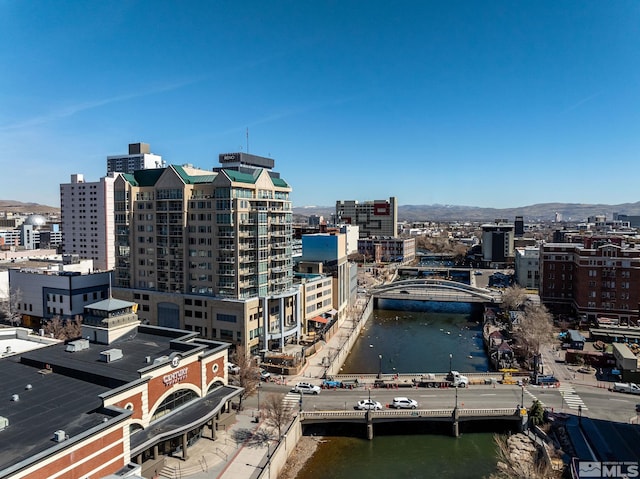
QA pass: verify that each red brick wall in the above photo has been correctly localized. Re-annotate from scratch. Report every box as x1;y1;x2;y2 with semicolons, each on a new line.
206;356;225;386
21;429;124;479
112;391;143;420
148;361;202;411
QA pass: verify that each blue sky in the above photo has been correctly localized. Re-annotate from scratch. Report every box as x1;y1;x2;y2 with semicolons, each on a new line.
1;1;639;209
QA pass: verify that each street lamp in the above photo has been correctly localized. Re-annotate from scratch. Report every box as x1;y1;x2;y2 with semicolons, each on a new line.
578;405;582;426
257;382;261;419
449;353;453;373
378;354;383;379
520;384;524;409
454;384;459;410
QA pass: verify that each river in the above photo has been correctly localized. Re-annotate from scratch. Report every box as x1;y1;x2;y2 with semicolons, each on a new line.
296;304;500;479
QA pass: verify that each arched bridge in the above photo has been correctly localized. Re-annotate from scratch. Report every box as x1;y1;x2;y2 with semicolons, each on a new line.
370;279;502;303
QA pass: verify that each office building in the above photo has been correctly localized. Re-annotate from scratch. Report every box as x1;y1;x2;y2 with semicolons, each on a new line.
335;197;398;238
106;142;164;174
357;237;416;264
481;222;515;267
514;246;540;290
112;153;299;355
9;266;111;329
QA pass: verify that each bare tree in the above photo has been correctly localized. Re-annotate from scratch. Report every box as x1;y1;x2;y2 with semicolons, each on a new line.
0;287;23;326
230;345;261;411
501;286;528;312
513;304;555;368
486;434;562;479
262;392;294;438
42;315;83;341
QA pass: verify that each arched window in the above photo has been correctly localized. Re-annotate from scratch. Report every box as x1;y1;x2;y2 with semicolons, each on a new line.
151;389;197;422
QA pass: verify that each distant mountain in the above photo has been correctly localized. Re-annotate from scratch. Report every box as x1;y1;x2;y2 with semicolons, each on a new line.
294;202;640;223
0;200;59;215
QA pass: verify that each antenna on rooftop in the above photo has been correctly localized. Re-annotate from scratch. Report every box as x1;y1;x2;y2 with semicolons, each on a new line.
246;127;249;153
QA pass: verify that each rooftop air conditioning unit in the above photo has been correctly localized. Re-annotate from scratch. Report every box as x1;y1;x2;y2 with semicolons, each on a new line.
53;430;66;442
100;349;123;363
65;339;90;352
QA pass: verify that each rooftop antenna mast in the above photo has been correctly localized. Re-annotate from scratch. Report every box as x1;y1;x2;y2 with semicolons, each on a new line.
246;127;249;153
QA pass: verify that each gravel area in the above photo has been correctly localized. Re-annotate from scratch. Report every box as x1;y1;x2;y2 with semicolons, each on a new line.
278;435;322;479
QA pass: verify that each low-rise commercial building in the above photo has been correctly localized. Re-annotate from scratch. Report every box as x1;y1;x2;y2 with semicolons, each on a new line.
0;298;239;479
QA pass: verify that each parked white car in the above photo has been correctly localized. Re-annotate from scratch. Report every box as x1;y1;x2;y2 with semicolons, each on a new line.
292;382;321;395
391;397;418;409
355;399;383;410
227;363;240;374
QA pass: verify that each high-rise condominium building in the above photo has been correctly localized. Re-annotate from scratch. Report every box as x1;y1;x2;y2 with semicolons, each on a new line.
61;143;162;271
60;173;118;271
111;153;298;355
106;142;164;174
335;197;398;238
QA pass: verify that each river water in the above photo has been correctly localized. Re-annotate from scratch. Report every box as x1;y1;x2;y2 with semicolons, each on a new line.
296;303;500;479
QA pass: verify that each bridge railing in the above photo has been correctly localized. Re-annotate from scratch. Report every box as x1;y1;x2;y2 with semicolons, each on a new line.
370;279;500;302
300;408;519;420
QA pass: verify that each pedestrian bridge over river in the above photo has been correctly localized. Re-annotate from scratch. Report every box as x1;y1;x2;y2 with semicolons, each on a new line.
300;407;525;438
370;279;503;304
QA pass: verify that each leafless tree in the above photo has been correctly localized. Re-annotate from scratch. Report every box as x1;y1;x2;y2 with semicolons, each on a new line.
486;434;562;479
0;287;23;326
230;345;261;411
42;315;83;341
513;304;555;368
262;392;294;438
501;286;528;312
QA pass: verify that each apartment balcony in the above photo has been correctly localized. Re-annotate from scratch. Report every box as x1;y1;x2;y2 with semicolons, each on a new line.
217;282;236;289
217;256;235;263
218;269;236;276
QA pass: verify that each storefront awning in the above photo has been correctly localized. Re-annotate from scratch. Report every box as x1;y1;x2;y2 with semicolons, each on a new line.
327;309;338;316
311;316;329;324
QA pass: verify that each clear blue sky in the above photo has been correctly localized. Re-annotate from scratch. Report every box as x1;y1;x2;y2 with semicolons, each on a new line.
1;1;639;209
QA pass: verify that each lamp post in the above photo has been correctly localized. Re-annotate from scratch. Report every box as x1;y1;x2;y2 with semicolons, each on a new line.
455;384;459;410
257;382;261;419
578;405;582;426
520;384;524;410
449;353;453;373
378;354;383;379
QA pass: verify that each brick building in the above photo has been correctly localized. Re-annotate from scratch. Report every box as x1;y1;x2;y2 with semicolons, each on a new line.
540;237;640;325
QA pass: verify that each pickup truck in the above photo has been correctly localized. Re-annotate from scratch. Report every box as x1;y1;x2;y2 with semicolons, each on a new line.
612;382;640;395
322;379;343;389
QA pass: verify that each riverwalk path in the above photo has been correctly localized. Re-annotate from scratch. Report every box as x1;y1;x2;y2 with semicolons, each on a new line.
157;297;366;479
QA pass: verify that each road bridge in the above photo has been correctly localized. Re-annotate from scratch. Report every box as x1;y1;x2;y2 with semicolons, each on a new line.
370;278;502;304
300;407;525;438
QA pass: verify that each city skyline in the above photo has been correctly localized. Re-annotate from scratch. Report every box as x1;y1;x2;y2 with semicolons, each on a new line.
1;1;639;209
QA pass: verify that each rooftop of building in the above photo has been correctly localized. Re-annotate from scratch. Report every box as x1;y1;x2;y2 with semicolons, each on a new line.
0;324;232;476
0;355;115;475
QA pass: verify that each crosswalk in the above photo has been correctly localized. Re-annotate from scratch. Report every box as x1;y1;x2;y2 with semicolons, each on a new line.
523;387;545;408
558;383;588;411
283;392;301;411
522;384;588;412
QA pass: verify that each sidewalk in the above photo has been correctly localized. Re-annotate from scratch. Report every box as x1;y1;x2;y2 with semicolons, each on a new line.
157;409;274;479
157;305;363;479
